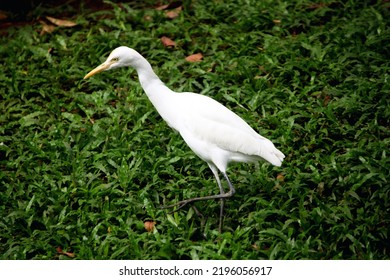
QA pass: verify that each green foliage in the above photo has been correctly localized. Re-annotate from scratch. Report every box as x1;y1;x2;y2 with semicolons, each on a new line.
0;0;389;259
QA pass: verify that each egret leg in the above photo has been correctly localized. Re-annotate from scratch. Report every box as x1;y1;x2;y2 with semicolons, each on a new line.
208;164;225;232
161;167;236;232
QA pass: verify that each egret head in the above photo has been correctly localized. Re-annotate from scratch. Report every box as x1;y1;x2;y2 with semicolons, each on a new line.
84;46;140;79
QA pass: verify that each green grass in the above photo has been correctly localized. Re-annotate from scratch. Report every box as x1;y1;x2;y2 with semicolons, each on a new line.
0;0;389;259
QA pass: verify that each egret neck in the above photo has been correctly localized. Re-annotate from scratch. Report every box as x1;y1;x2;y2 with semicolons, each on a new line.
131;52;180;131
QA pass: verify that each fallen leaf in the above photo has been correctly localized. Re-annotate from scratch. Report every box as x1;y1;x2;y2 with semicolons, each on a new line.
39;20;55;35
307;3;327;10
56;247;75;258
185;53;203;62
323;94;331;106
155;3;170;10
165;6;182;19
46;16;77;27
144;220;156;232
64;251;75;258
276;173;285;182
155;1;183;10
160;36;177;48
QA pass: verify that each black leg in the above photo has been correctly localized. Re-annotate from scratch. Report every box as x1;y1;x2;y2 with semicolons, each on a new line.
161;169;236;232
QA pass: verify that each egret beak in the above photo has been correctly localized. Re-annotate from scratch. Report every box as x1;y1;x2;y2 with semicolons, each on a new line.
84;62;111;79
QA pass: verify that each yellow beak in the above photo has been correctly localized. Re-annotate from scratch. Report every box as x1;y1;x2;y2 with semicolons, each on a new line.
84;62;111;79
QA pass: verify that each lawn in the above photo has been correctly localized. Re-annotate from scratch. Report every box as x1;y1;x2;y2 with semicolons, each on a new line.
0;0;389;259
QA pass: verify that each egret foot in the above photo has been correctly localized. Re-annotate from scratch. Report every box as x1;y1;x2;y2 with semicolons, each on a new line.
161;172;236;232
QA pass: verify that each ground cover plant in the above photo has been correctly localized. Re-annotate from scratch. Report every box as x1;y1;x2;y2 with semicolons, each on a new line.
0;0;389;259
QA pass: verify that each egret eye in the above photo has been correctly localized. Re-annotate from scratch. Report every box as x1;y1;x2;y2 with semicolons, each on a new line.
111;57;119;62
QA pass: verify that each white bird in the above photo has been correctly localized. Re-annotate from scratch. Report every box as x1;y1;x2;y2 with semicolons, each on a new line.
84;46;285;232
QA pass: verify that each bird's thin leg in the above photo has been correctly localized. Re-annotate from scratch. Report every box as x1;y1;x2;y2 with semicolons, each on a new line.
208;164;225;233
222;172;235;197
161;169;236;232
160;184;235;211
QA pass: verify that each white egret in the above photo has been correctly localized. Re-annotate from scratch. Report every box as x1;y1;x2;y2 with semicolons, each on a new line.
84;46;285;232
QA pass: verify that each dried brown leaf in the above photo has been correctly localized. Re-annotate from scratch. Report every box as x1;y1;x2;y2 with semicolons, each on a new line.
39;20;55;35
144;221;156;232
165;6;182;19
155;1;183;10
307;3;327;10
155;4;170;10
63;251;75;258
46;16;77;27
185;53;203;62
323;94;331;106
56;247;75;258
276;173;285;182
160;36;177;48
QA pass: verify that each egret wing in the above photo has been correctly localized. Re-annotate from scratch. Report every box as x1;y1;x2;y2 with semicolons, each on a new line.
177;92;284;166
